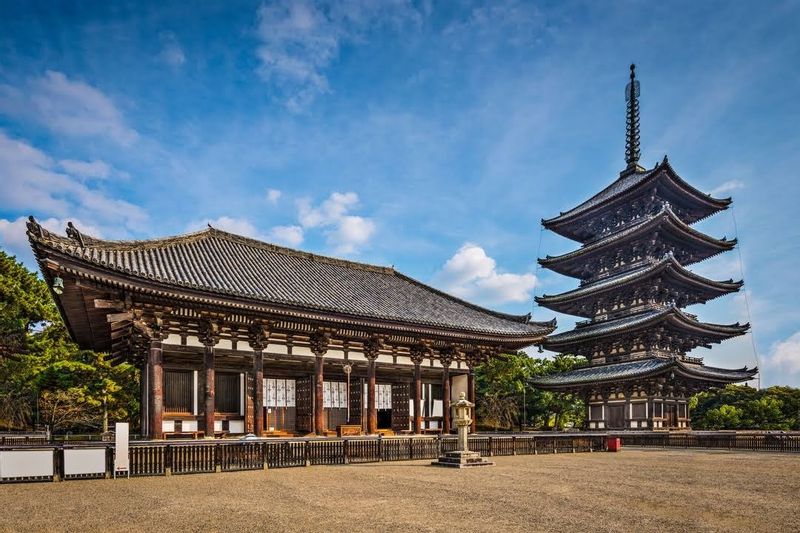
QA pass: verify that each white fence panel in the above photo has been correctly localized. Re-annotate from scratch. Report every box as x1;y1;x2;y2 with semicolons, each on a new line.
63;448;106;477
0;450;53;480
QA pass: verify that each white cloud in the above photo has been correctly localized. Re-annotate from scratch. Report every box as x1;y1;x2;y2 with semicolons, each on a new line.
710;179;745;196
766;331;800;375
254;0;421;111
295;191;374;253
266;188;282;204
269;225;304;247
58;159;113;179
159;32;186;67
0;71;138;145
435;243;537;305
0;130;146;235
330;215;375;254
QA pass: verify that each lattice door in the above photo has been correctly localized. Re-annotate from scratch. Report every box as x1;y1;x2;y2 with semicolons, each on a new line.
295;375;313;433
391;382;410;432
349;377;363;427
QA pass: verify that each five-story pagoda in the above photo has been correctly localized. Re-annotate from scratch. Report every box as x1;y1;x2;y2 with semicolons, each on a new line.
532;65;757;430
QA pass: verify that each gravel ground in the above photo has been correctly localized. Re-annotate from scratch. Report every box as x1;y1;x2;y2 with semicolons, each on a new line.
1;449;798;533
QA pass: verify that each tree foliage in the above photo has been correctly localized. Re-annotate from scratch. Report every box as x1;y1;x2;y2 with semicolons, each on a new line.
0;249;139;433
691;385;800;430
475;351;587;431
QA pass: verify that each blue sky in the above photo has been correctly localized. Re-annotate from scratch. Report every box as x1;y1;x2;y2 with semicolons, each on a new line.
1;1;798;386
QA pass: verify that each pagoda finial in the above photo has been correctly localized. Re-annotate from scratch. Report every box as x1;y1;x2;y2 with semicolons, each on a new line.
624;63;642;174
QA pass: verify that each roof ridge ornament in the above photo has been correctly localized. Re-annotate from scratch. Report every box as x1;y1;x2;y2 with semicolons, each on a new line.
65;221;85;247
623;63;643;176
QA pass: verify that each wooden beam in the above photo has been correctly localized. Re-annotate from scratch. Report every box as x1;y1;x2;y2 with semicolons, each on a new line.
93;299;125;310
106;311;133;323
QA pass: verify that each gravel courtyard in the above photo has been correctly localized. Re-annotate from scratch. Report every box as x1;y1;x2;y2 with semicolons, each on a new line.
1;449;798;532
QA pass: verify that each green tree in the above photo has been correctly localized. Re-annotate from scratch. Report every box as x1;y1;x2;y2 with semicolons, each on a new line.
0;248;138;433
691;384;800;430
703;404;743;429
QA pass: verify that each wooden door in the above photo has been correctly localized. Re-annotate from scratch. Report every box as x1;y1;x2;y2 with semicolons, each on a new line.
391;382;410;432
295;376;313;433
665;404;678;428
349;377;363;427
608;405;625;429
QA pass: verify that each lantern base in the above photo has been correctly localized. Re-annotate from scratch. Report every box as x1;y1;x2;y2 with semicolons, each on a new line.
431;450;494;468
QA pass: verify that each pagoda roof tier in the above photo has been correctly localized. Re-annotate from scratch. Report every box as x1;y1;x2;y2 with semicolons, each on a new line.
530;357;757;390
539;204;736;280
536;254;742;318
543;306;748;352
542;158;732;243
27;218;555;346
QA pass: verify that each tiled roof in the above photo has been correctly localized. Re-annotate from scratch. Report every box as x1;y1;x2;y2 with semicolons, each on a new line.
539;204;736;271
536;254;742;311
27;219;555;338
531;357;756;387
544;306;748;346
542;158;731;228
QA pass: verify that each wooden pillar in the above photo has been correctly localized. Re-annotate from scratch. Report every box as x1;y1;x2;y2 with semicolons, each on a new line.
310;330;331;436
410;344;427;435
314;355;325;435
204;344;215;437
253;350;264;435
248;322;269;437
201;320;220;438
366;356;377;435
148;338;163;439
442;364;451;434
413;362;422;434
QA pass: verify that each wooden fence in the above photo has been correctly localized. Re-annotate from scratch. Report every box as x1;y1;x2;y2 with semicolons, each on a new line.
619;432;800;452
1;434;605;482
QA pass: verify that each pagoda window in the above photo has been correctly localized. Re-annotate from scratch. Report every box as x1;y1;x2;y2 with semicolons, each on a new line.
589;405;603;420
632;403;646;419
654;402;664;418
164;370;193;414
215;372;241;414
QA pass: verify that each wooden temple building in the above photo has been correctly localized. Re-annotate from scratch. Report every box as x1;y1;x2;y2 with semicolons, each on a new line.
26;218;555;439
532;65;757;430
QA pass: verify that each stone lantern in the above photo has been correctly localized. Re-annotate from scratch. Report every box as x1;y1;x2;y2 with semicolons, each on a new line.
432;392;494;468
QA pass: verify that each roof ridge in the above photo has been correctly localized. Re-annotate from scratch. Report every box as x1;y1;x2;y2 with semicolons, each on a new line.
27;217;395;275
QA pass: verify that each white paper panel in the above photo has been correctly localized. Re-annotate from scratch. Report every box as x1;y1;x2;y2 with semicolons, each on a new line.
182;420;198;431
115;422;129;473
286;379;296;407
64;448;106;476
432;399;443;417
229;420;245;434
277;380;286;407
0;450;53;479
214;420;223;432
162;420;175;432
323;381;332;408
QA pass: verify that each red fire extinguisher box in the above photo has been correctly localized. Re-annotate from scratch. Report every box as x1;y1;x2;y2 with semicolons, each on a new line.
607;437;622;452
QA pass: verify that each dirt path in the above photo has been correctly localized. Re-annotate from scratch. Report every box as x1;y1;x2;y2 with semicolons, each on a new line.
1;449;798;532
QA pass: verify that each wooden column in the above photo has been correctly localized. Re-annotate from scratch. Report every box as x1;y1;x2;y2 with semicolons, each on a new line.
442;364;451;434
314;355;324;435
413;362;422;434
248;322;270;437
253;350;264;435
148;338;164;439
440;347;455;435
363;336;382;435
410;344;427;435
310;330;331;436
366;357;377;434
201;321;220;438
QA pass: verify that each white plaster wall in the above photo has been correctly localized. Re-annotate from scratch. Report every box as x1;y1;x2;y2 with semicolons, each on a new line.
293;345;313;357
451;374;468;401
163;334;183;346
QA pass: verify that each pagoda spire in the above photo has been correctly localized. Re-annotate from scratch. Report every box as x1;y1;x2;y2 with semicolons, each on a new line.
624;63;642;174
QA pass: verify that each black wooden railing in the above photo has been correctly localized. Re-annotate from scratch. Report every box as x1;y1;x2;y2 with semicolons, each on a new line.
618;432;800;452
